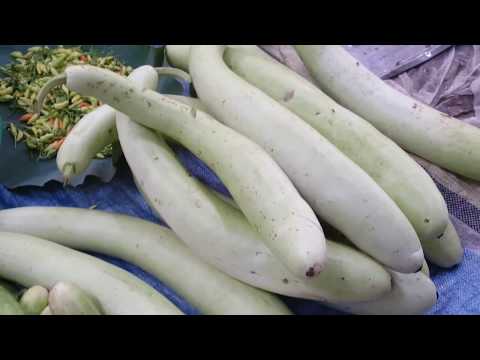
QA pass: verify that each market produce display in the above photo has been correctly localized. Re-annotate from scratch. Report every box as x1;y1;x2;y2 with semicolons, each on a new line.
0;45;474;315
0;46;132;160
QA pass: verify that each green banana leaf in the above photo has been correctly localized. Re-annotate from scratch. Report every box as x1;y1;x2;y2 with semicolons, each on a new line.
0;45;165;189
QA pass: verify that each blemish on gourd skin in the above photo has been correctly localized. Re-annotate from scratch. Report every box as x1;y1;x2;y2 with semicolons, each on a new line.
283;90;295;102
305;267;316;277
282;278;289;284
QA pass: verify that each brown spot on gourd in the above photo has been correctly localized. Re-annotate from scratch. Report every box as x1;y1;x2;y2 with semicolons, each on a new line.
331;108;336;114
283;90;295;102
437;232;444;239
250;271;256;274
306;267;316;277
356;61;360;66
282;278;289;284
113;96;120;103
412;103;418;109
424;218;430;224
154;156;159;160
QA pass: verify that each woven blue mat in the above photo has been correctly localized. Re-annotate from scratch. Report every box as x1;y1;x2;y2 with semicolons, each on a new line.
1;142;479;315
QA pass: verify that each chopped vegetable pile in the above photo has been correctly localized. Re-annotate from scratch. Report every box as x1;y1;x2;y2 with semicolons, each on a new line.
0;46;132;159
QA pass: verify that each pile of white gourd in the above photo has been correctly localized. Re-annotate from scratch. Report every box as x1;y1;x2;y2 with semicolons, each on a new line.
2;45;476;315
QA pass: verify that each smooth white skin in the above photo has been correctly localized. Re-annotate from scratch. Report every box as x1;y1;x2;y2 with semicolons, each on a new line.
188;45;423;274
0;232;183;315
421;219;464;268
166;45;271;72
295;45;480;181
114;114;392;303
48;282;104;315
19;285;49;315
0;207;293;315
56;105;117;180
223;47;449;251
64;64;326;280
331;270;437;315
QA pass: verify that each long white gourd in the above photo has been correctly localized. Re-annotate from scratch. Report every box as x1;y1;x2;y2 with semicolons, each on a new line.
56;106;117;183
188;45;423;274
166;45;271;72
221;47;451;264
0;232;183;315
113;103;392;303
295;45;480;181
324;230;436;315
48;282;104;315
331;270;437;315
0;207;292;315
59;64;326;280
55;67;191;182
421;219;463;268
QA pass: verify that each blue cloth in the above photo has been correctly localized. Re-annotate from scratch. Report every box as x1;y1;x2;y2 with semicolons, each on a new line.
1;144;479;315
